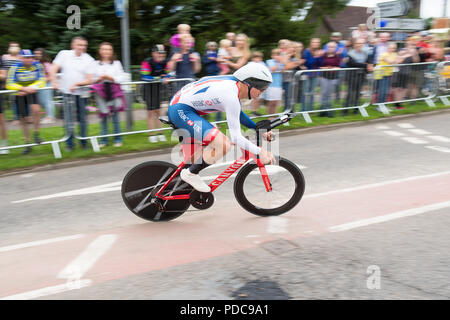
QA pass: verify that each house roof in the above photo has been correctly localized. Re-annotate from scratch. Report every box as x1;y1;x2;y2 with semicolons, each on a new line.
316;6;371;39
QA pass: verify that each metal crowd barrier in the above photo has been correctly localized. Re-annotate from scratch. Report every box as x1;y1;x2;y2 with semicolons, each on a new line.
0;87;68;158
0;63;448;159
437;61;450;106
371;62;439;114
289;68;373;122
74;78;195;152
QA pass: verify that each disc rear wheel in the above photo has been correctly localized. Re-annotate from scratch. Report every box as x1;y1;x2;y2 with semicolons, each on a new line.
121;161;193;222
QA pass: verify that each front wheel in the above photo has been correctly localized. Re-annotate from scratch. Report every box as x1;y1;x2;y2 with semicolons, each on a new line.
233;157;305;216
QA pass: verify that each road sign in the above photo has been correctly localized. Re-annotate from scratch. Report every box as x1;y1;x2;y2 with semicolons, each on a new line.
379;18;425;30
377;0;410;18
115;0;127;18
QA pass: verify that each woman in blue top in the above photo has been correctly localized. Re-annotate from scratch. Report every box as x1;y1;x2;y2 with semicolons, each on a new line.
301;38;324;112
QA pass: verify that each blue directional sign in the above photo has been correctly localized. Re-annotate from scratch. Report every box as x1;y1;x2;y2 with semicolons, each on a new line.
115;0;125;18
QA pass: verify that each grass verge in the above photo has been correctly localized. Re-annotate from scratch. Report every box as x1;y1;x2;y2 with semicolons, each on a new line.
1;100;449;173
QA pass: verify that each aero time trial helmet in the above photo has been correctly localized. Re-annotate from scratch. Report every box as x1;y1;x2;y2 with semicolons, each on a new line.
233;62;273;92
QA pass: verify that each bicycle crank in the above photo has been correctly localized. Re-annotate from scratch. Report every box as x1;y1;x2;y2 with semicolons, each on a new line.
189;190;215;210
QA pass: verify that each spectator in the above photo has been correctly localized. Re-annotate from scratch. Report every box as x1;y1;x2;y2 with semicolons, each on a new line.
34;48;55;124
281;41;304;111
0;58;8;154
202;41;223;122
169;24;194;56
1;42;21;69
249;51;266;116
6;49;45;154
366;36;379;63
352;24;375;42
278;39;290;55
391;42;419;109
141;44;169;143
324;32;346;54
427;37;445;62
90;42;127;148
2;42;21;124
287;41;306;110
324;32;347;103
301;38;324;111
50;36;94;151
224;33;251;73
417;31;431;49
374;42;398;104
217;39;232;75
226;32;236;47
319;41;341;117
265;48;284;117
202;41;220;76
373;32;391;66
167;33;201;92
344;38;373;115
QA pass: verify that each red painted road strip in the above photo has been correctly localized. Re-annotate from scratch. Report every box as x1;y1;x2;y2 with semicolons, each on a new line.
1;172;450;298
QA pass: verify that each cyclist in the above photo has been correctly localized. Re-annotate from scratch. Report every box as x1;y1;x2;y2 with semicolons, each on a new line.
168;62;276;193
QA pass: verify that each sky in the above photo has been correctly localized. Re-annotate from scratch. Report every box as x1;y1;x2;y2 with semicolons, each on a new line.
347;0;450;18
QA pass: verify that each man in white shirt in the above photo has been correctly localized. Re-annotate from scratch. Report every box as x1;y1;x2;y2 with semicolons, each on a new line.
50;36;94;150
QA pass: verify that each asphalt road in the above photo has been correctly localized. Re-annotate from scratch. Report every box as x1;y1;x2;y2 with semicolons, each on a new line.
0;111;449;300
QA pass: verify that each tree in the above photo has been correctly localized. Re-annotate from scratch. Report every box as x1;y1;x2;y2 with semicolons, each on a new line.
0;0;349;64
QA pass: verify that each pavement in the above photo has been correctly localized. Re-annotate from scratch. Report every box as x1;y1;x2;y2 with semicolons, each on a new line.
0;111;449;300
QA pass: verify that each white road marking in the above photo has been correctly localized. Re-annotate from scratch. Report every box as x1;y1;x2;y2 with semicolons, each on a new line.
58;234;117;280
383;130;405;137
428;135;450;143
329;200;450;232
0;280;92;300
401;137;427;144
11;181;122;204
0;234;85;253
20;173;35;178
398;123;415;129
375;125;389;130
267;216;288;234
425;146;450;153
0;234;117;300
408;128;432;135
12;163;306;203
304;170;450;199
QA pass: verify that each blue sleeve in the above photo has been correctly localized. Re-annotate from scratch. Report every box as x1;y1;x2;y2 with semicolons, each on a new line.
202;54;211;65
239;110;256;129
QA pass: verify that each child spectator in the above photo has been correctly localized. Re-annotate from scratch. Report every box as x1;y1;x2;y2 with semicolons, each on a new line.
202;41;220;76
217;39;232;75
265;49;284;117
141;44;169;143
169;24;195;56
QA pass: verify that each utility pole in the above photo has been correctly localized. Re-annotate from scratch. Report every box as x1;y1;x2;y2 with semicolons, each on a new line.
115;0;133;130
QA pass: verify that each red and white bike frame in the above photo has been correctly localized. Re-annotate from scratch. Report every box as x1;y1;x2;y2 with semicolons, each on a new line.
154;142;272;201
